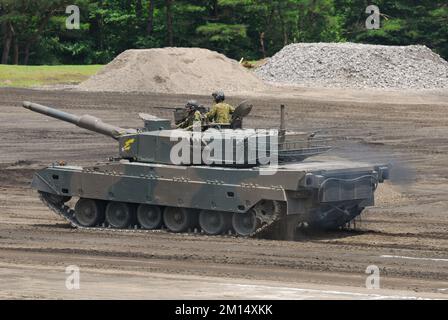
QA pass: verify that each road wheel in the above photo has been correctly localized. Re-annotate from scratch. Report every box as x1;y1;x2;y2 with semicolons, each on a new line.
74;198;105;227
163;207;196;233
199;210;231;235
137;204;163;229
232;209;258;237
105;202;134;228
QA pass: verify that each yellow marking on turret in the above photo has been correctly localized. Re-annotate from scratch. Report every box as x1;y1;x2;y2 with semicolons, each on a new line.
123;138;135;151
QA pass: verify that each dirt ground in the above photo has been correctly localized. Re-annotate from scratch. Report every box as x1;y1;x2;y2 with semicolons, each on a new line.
1;87;448;299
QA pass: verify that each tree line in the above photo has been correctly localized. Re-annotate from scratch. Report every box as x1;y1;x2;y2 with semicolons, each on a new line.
1;0;447;65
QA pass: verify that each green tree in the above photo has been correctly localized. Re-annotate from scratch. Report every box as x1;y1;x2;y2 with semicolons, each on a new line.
297;0;344;42
1;0;447;65
0;0;71;64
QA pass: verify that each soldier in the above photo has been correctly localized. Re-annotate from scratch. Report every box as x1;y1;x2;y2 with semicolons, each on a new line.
206;91;235;125
177;100;203;130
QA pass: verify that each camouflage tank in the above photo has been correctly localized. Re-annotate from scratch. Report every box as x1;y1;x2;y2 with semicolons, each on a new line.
22;101;389;239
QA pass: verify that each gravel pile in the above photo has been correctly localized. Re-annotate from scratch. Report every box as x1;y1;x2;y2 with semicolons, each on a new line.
255;43;448;90
78;47;267;94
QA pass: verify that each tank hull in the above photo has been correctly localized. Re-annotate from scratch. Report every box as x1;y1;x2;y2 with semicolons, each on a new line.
32;160;388;238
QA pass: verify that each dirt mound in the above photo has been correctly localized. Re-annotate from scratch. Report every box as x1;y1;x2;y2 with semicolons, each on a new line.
78;47;267;94
255;42;448;90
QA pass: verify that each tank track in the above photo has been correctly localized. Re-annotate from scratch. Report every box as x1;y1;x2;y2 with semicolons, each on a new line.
38;191;288;238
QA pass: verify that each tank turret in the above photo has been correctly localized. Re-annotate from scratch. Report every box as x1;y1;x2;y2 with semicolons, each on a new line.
23;101;329;166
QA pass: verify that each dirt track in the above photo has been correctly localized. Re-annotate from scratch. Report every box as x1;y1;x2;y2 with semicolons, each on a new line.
1;87;448;299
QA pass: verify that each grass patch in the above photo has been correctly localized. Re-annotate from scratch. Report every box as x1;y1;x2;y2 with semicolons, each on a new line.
0;65;103;88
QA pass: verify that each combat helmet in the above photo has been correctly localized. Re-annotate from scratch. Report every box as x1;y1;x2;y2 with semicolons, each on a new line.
212;91;225;103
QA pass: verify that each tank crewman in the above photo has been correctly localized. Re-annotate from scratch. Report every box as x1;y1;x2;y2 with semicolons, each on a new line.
206;91;235;124
177;100;203;130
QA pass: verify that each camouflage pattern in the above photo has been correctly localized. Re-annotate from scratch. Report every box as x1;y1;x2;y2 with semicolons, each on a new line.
32;160;386;220
206;102;235;124
22;101;389;238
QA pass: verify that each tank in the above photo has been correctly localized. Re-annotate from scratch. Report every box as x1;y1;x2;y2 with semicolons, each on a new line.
22;101;389;240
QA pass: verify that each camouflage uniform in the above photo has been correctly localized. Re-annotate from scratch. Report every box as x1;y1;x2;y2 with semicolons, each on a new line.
206;102;235;124
177;110;202;130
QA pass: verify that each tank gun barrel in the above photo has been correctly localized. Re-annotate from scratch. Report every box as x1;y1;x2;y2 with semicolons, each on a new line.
23;101;135;140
